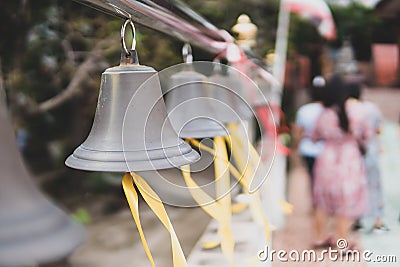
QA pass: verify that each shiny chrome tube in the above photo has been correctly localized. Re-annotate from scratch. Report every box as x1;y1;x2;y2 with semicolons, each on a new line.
74;0;231;54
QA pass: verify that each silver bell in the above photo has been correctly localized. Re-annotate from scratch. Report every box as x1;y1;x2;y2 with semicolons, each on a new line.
66;60;199;172
208;62;254;121
165;64;229;138
0;88;85;266
164;44;229;139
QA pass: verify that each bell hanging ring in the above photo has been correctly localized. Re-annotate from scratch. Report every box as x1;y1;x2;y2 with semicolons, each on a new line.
120;18;138;64
66;19;199;172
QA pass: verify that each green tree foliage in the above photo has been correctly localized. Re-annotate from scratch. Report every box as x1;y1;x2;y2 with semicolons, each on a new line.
328;2;380;61
1;1;121;172
0;1;180;172
189;0;280;56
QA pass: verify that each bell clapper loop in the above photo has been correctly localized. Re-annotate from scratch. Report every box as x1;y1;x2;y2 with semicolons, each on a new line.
120;18;139;65
182;43;193;64
121;18;136;53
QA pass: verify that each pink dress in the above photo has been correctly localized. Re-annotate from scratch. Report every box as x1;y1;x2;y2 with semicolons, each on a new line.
312;100;372;218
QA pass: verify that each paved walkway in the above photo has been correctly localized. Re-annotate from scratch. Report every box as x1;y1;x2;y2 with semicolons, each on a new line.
360;122;400;266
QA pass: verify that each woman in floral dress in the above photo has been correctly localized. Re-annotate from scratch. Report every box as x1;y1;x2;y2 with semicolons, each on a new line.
311;75;372;249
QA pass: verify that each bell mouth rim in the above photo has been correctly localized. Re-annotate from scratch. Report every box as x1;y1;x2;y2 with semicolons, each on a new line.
65;148;199;172
71;139;193;160
173;116;230;138
178;128;229;138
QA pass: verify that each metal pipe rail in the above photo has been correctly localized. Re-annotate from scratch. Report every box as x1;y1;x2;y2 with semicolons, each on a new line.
74;0;232;54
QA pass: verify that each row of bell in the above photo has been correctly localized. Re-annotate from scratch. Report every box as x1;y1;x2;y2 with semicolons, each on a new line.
63;57;258;206
65;63;198;172
66;59;258;173
1;25;275;264
164;62;254;138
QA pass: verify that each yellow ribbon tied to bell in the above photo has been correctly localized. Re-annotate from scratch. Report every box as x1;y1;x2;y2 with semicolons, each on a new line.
122;172;187;267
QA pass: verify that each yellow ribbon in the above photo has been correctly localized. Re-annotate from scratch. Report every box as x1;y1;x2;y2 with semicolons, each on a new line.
231;202;248;213
227;123;271;242
181;165;236;266
122;172;187;267
187;138;245;185
214;136;235;265
202;240;221;249
188;134;271;239
229;122;294;213
280;200;294;215
120;123;279;266
122;174;155;267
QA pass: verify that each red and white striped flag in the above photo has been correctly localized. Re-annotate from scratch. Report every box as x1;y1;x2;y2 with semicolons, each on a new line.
284;0;336;40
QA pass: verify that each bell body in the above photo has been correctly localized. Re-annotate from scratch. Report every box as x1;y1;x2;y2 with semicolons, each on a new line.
165;68;228;138
0;90;85;266
208;73;253;121
66;64;199;172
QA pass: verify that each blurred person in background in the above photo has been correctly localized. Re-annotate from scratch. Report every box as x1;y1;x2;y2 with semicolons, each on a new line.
311;75;372;250
348;82;389;233
293;76;325;193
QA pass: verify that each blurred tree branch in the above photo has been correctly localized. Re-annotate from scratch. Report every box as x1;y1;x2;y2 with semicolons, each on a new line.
61;36;76;67
20;35;117;116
